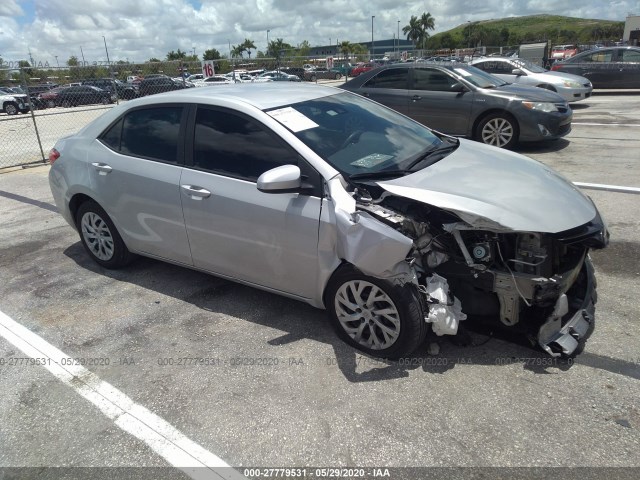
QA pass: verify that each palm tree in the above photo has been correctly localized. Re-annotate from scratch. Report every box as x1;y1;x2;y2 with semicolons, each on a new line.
402;15;422;47
242;39;257;60
231;45;244;58
339;41;352;60
420;12;435;49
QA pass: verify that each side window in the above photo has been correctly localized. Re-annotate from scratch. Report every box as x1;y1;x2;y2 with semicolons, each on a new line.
621;50;640;62
119;107;183;163
193;107;299;182
363;68;409;89
583;50;613;62
413;68;458;91
100;118;123;150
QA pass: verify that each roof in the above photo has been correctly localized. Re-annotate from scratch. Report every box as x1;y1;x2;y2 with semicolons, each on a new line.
126;82;342;111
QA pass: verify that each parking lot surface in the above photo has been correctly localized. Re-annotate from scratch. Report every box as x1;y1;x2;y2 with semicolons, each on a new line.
0;90;639;479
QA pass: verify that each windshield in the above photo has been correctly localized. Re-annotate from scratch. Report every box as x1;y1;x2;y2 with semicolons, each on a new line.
511;58;547;73
450;65;508;88
265;92;442;177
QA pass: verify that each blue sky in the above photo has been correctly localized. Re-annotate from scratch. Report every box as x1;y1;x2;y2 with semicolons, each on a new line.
1;0;638;66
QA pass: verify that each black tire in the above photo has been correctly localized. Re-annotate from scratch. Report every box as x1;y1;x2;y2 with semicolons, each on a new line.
475;112;519;149
101;96;110;105
76;200;135;269
61;100;72;108
4;102;18;115
310;74;317;82
334;73;342;80
47;99;56;108
324;265;427;359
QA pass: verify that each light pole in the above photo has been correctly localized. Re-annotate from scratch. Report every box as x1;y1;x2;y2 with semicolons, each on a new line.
55;55;59;68
102;36;111;75
80;46;86;66
371;15;375;61
267;30;270;55
397;20;400;58
192;46;196;58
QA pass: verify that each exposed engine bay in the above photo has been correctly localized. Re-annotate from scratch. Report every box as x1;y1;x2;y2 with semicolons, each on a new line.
340;180;609;358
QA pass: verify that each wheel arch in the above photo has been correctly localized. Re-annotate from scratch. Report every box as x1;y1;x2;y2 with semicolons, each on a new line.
536;83;557;92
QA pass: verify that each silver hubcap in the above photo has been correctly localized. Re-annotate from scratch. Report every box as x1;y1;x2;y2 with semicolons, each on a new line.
334;280;401;350
481;117;513;147
81;212;114;261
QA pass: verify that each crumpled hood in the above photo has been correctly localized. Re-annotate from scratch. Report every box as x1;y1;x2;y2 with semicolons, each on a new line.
377;139;597;233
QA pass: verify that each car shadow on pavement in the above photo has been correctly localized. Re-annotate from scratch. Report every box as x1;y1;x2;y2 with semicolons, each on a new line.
515;138;571;154
63;242;635;383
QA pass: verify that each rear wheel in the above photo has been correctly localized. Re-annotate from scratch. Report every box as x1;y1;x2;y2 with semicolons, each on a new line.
334;73;342;80
476;112;519;149
61;100;72;108
325;266;427;359
76;200;135;269
310;74;317;82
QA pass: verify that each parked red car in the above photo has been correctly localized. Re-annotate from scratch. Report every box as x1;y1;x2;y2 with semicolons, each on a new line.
350;63;378;77
551;44;579;61
37;87;69;108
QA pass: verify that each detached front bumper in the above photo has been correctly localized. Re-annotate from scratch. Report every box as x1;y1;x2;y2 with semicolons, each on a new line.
538;259;596;357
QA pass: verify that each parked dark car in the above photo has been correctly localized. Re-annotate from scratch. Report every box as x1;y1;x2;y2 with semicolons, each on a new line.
340;63;572;149
303;68;343;81
55;85;114;107
280;67;306;80
138;76;189;96
22;84;58;109
82;78;137;100
550;46;640;89
37;86;69;108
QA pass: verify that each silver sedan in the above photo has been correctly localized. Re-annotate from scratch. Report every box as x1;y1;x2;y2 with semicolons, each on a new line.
48;84;608;359
469;57;593;102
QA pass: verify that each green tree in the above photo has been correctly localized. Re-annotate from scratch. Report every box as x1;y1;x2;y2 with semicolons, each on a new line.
296;40;311;57
67;56;79;67
203;49;221;60
166;49;187;61
267;38;292;59
231;44;244;58
403;15;422;47
339;40;352;60
148;57;161;63
241;39;257;59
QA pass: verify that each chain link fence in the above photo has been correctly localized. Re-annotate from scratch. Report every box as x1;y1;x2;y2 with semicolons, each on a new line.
0;43;593;170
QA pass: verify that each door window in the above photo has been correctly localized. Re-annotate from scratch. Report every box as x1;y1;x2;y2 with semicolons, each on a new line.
363;68;409;89
99;107;184;163
621;50;640;62
412;68;458;91
192;107;300;182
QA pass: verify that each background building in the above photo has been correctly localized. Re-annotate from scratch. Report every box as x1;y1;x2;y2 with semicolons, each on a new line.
623;15;640;45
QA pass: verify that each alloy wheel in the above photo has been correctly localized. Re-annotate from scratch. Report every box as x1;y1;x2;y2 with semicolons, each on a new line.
334;280;401;350
481;117;514;148
81;212;115;261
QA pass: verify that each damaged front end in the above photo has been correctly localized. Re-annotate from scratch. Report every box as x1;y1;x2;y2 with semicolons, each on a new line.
329;173;608;358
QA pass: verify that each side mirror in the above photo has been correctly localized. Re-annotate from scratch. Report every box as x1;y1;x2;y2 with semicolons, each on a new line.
257;165;302;193
511;68;524;76
450;82;467;93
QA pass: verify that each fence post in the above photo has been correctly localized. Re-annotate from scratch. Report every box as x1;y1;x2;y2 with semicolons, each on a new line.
21;68;47;164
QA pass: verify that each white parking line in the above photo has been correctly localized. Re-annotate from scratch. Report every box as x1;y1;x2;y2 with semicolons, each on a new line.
572;122;640;127
0;309;245;480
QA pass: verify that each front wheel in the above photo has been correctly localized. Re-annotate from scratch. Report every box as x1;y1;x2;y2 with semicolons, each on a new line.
76;200;135;269
334;73;342;80
4;102;18;115
324;266;427;358
476;112;519;149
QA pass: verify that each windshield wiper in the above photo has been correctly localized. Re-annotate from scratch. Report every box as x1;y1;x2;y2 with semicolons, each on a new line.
405;138;459;171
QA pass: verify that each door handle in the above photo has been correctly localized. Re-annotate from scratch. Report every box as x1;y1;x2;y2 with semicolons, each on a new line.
412;95;422;102
91;162;112;175
181;185;211;200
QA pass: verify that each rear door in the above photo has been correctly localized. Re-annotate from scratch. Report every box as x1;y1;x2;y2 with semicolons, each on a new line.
408;67;474;135
179;105;323;299
353;67;410;116
89;105;192;265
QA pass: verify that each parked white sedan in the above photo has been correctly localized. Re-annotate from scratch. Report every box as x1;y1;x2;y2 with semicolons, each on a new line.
469;57;593;102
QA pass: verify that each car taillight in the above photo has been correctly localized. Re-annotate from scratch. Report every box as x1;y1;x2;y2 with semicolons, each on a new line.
49;148;60;164
550;65;560;71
